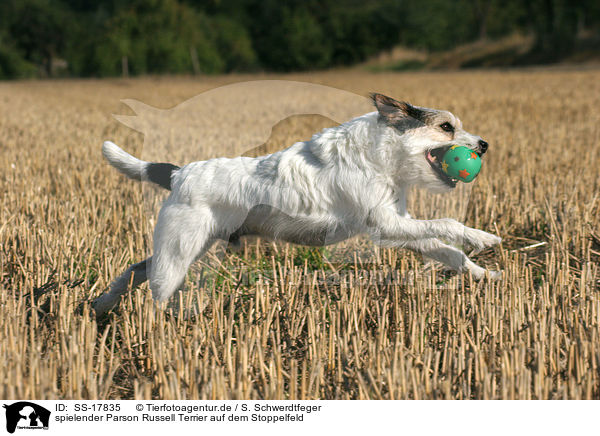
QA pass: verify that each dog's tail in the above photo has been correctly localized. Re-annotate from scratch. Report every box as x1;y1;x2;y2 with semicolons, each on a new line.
102;141;179;191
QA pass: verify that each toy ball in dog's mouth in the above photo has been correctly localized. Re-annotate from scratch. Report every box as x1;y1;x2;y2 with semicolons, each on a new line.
426;145;481;185
441;145;481;182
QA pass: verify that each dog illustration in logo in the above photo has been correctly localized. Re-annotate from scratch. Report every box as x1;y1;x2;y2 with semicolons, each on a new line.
3;402;50;433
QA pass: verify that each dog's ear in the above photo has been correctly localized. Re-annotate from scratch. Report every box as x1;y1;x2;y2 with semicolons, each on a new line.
370;93;428;124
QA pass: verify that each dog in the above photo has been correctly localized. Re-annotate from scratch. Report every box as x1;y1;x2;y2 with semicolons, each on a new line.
93;93;501;316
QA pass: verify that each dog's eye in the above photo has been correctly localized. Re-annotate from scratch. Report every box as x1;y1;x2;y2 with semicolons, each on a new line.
439;122;454;133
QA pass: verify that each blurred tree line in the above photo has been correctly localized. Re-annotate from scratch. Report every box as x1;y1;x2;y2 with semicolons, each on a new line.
0;0;598;79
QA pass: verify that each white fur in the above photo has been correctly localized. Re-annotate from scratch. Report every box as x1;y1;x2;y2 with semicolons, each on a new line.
102;141;145;181
93;95;501;316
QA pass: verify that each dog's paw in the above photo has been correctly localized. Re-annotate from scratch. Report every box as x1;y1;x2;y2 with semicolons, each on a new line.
468;268;503;281
92;294;118;318
487;270;503;281
463;228;501;250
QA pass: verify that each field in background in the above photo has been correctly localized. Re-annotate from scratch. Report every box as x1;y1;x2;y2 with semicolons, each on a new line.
1;69;599;399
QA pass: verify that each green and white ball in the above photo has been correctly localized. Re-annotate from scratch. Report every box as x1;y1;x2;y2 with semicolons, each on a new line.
441;145;482;183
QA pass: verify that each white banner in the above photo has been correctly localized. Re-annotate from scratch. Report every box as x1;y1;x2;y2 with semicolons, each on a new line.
0;400;596;435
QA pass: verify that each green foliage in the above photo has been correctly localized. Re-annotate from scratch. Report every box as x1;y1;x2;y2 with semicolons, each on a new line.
235;0;404;71
280;7;332;70
74;0;225;76
210;16;258;72
0;35;37;79
526;0;580;57
3;0;73;76
402;0;479;51
323;0;404;65
0;0;598;78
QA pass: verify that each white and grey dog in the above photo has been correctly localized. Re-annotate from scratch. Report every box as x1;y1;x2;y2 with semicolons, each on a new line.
93;93;501;316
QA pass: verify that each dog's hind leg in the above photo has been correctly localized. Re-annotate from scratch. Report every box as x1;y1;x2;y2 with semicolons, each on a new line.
149;204;216;302
93;257;150;316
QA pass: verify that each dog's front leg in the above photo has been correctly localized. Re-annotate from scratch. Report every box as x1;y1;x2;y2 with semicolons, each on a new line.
396;238;501;280
369;207;501;250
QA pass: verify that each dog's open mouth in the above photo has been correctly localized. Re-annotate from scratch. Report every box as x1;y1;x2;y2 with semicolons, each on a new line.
425;146;457;188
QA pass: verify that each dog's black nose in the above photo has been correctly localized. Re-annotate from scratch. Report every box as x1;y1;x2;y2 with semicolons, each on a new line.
478;139;488;154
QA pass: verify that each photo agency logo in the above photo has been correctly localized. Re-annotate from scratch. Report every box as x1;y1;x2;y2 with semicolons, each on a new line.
110;80;474;299
2;402;50;433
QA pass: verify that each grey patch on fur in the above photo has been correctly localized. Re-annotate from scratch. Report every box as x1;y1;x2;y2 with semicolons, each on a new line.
255;154;281;179
370;93;435;130
299;141;327;168
383;114;425;132
401;102;435;124
145;163;180;190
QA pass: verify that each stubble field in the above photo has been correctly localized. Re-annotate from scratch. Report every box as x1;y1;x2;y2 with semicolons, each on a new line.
1;69;599;399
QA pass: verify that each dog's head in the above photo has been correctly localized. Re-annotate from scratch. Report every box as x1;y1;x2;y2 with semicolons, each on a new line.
371;93;488;193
